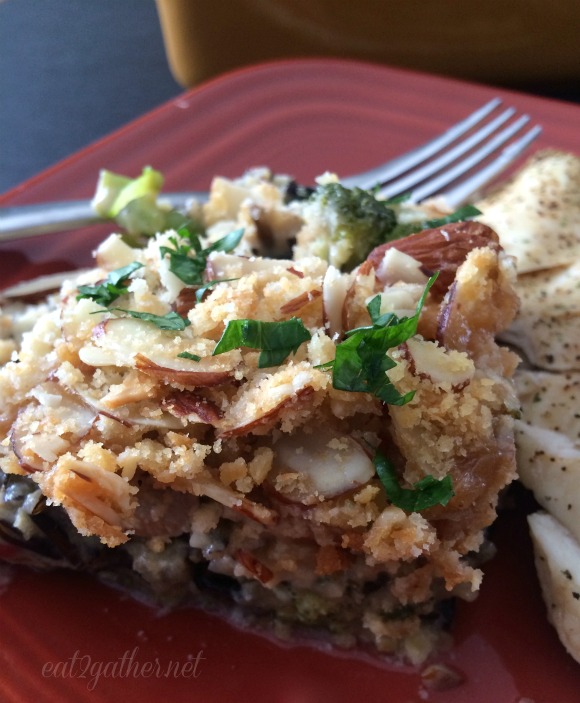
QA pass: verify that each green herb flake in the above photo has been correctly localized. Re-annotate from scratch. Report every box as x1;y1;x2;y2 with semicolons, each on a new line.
328;274;437;405
389;204;482;240
107;308;191;331
176;224;203;251
373;450;454;512
76;261;143;306
426;204;481;227
159;238;204;285
160;227;244;287
212;317;311;368
177;351;201;362
314;360;334;371
205;228;245;254
383;193;412;205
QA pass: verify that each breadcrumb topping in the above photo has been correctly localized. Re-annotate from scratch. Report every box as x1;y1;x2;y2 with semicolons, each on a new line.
0;169;519;662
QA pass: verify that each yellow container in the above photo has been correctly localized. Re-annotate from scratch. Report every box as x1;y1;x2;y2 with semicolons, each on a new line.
155;0;580;88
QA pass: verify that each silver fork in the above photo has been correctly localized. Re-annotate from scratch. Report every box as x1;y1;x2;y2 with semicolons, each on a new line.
0;98;541;242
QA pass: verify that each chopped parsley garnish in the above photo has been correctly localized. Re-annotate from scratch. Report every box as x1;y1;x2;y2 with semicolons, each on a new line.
106;308;191;331
76;261;143;306
160;227;244;286
424;204;481;227
389;204;482;240
212;318;311;368
373;450;454;512
177;351;201;362
322;274;437;405
383;193;411;205
206;227;246;254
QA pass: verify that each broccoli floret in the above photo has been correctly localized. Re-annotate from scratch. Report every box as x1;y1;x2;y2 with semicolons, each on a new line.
299;183;397;271
294;183;482;270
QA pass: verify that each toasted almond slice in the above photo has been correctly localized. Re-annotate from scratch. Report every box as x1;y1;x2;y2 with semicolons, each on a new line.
375;248;428;286
79;317;174;367
135;354;233;388
68;384;184;430
10;411;69;473
10;382;97;472
161;390;223;424
279;289;321;315
366;221;499;296
99;371;158;409
402;337;474;388
270;429;375;505
220;386;314;439
192;476;278;526
174;288;198;317
235;549;274;584
78;316;240;384
1;270;87;303
322;265;350;339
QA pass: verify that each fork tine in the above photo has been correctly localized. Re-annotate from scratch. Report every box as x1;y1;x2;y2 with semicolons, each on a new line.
340;98;502;190
442;124;543;208
377;107;516;200
0;97;541;242
395;114;535;203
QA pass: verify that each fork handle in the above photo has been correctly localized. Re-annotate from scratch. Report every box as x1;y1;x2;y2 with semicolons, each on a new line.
0;201;102;240
0;192;208;241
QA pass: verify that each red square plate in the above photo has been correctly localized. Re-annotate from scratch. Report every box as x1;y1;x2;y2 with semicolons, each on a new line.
1;59;579;703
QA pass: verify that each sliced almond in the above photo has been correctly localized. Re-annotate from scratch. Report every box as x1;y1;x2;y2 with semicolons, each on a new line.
403;337;474;388
68;384;184;430
375;247;428;286
279;289;321;315
78;316;239;385
322;265;350;338
270;429;375;505
366;221;500;296
192;476;278;526
135;354;233;388
10;382;97;472
220;386;314;438
161;390;223;424
235;549;274;584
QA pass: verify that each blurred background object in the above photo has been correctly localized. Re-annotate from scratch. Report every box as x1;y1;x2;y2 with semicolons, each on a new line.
2;0;579;194
156;0;580;91
0;0;181;193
